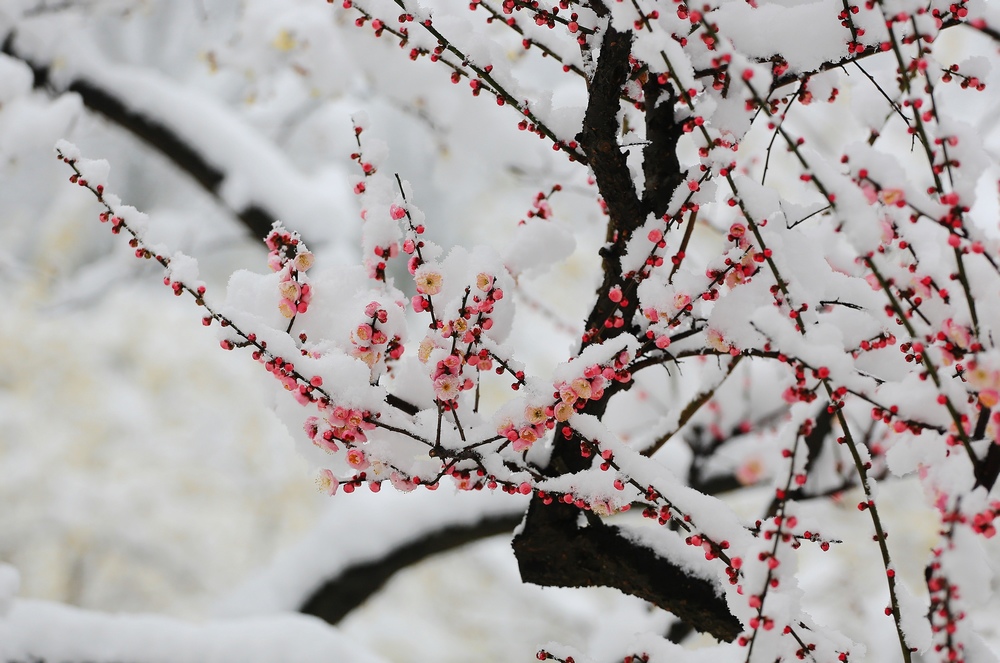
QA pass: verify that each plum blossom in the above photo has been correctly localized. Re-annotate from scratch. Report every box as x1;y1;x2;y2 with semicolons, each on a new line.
346;448;371;470
414;267;443;295
316;469;339;495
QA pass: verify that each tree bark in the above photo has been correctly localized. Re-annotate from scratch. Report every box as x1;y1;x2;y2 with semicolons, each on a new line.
514;26;741;642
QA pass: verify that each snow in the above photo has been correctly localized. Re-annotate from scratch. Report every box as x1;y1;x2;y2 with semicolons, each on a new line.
166;252;202;287
502;219;577;278
1;600;389;663
713;1;853;74
0;565;19;617
216;489;528;617
895;581;933;653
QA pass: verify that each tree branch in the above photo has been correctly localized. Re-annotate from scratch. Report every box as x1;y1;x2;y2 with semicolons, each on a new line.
300;512;522;624
578;27;644;250
4;32;284;241
577;27;645;345
641;79;683;218
513;500;741;641
515;26;739;641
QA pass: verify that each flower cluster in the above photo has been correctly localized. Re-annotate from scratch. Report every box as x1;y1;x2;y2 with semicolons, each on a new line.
254;348;311;399
534;484;631;518
428;352;473;405
498;350;633;452
304;405;376;453
937;318;975;366
706;328;738;356
264;224;314;319
721;223;762;289
442;273;503;342
368;235;399;282
415;271;506;406
924;497;1000;662
970;503;1000;539
552;368;608;422
641;290;692;350
351;300;404;369
518;185;561;225
498;403;555;452
557;352;633;410
963;355;1000;410
56;0;1000;650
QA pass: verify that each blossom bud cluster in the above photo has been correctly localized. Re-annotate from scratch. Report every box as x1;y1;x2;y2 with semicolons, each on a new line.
304;406;377;453
368;238;399;281
964;355;1000;410
497;403;553;452
415;272;504;405
535;486;629;518
559;351;633;407
264;224;314;319
351;300;404;368
970;503;1000;538
642;291;692;350
720;222;762;289
498;350;632;452
428;352;472;405
443;273;503;341
519;185;561;225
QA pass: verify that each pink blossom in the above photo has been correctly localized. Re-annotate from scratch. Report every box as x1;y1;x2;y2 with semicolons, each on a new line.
313;434;339;454
418;337;437;363
278;298;297;318
346;448;370;470
512;427;538;452
736;457;764;485
707;328;731;354
389;472;418;492
441;353;461;372
278;280;300;301
316;469;339;495
415;267;443;295
293;251;314;271
354;323;373;343
881;188;905;207
571;378;593;400
524;405;547;425
329;407;349;428
433;374;460;400
352;346;379;367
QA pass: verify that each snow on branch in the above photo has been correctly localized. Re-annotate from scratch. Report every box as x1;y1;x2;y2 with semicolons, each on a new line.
216;490;526;622
3;30;347;243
